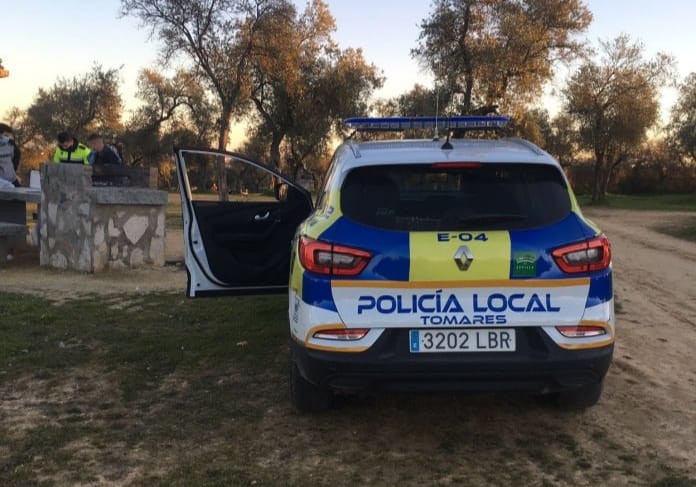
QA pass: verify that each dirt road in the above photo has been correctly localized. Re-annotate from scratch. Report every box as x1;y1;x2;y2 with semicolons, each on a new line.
1;208;695;485
0;230;187;302
578;208;696;476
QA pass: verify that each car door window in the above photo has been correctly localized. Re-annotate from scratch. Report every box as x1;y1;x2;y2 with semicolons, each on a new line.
176;149;313;296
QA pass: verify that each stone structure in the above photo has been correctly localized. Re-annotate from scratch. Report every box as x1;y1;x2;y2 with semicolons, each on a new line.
40;163;168;272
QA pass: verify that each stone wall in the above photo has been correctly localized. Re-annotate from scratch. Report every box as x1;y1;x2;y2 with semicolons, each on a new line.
40;163;167;272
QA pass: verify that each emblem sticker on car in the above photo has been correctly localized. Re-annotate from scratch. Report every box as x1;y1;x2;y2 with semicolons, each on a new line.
512;252;537;277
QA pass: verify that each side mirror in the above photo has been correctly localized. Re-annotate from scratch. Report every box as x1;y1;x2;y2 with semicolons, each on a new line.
274;182;290;202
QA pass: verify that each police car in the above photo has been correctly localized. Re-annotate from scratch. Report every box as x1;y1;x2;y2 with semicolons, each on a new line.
175;116;614;412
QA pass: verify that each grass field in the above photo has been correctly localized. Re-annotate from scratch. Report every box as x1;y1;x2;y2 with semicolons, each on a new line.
655;217;696;242
577;193;696;212
1;291;695;486
575;193;696;242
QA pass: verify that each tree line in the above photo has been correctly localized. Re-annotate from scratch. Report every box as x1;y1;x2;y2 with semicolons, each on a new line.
3;0;695;201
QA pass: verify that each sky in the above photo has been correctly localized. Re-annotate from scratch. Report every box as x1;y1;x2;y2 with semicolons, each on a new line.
1;0;694;146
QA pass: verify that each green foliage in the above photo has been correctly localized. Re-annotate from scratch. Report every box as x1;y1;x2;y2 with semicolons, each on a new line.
669;72;696;162
120;0;380;189
575;193;696;212
120;0;289;152
120;69;218;186
374;84;452;118
248;0;383;175
3;65;123;178
25;64;122;142
563;35;675;202
413;0;592;114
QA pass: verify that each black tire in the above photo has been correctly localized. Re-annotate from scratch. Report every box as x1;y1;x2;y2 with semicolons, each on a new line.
556;380;604;410
291;360;332;413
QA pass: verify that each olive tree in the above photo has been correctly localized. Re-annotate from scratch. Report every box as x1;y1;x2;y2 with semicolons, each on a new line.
669;72;696;163
563;35;674;201
413;0;592;115
248;0;382;172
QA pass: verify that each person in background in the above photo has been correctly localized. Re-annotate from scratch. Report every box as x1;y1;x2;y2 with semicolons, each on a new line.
0;123;19;187
0;123;20;261
86;133;122;165
53;131;90;164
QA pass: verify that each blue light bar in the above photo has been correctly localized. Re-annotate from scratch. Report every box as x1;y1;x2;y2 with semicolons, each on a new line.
344;116;510;132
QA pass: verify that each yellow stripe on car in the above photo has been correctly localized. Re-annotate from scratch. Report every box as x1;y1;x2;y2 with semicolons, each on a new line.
409;231;511;281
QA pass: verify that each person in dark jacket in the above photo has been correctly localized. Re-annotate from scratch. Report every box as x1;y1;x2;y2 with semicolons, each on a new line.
87;133;122;165
53;132;91;164
0;123;20;187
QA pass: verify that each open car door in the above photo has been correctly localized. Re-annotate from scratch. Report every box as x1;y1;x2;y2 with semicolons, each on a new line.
174;148;313;297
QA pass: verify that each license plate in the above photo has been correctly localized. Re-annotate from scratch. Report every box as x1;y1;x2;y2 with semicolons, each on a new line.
409;329;516;353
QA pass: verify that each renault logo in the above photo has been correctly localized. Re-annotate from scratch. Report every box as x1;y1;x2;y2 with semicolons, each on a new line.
454;246;474;271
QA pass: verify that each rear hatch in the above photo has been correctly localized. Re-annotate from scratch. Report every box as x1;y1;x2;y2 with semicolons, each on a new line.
329;162;590;328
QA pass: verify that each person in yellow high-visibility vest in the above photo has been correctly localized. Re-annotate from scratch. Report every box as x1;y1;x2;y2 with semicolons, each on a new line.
53;132;91;164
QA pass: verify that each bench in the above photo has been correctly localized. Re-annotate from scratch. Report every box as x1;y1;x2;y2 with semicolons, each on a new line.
0;188;40;264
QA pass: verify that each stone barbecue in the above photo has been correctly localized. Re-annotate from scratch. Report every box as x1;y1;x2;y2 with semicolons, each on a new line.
40;163;168;272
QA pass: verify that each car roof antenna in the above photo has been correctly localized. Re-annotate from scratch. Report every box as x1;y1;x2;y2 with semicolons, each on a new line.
433;79;441;141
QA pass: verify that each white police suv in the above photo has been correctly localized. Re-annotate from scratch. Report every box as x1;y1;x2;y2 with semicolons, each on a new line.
175;116;614;412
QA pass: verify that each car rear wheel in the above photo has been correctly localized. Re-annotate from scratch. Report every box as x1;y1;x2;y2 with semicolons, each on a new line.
556;380;604;410
291;359;332;413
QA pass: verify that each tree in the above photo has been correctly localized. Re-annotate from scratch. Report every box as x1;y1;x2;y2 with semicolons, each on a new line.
3;106;40;151
26;64;122;142
513;108;552;147
413;0;592;115
121;0;286;151
563;35;674;201
2;106;50;181
121;0;288;198
669;72;696;163
122;69;217;187
545;113;578;168
375;83;456;122
248;0;382;173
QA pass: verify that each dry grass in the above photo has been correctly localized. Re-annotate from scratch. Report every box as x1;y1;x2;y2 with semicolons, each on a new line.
1;292;694;486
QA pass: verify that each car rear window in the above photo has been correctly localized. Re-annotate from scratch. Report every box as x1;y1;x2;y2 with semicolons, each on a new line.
340;163;571;231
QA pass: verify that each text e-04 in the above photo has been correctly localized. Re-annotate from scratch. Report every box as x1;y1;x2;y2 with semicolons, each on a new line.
437;232;489;243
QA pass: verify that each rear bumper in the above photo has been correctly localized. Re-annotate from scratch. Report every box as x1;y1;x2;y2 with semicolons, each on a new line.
292;327;613;394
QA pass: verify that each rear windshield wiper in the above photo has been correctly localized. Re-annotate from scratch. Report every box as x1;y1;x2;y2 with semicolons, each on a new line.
456;214;529;225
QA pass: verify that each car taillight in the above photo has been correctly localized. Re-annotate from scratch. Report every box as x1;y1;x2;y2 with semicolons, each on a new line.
552;234;611;274
313;328;369;341
556;325;607;338
298;236;372;277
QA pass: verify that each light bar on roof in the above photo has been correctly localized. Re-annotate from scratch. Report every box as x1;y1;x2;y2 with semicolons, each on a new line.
344;116;510;132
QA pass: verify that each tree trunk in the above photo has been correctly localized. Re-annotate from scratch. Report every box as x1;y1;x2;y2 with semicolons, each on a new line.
591;152;605;203
270;132;284;170
216;105;232;201
603;154;625;197
601;165;612;198
463;78;474;114
461;2;473;114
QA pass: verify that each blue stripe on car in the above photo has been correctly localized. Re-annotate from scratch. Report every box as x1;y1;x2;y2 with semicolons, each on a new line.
318;216;410;281
508;212;589;279
302;273;337;312
586;269;613;307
